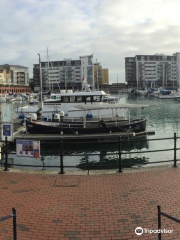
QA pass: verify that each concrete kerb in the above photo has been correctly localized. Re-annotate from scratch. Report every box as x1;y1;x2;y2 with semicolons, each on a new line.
0;163;175;175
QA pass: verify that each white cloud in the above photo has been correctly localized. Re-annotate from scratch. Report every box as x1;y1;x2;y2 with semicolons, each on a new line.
0;0;180;83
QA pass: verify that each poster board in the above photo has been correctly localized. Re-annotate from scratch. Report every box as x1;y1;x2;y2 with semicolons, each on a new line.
2;123;13;141
16;140;40;158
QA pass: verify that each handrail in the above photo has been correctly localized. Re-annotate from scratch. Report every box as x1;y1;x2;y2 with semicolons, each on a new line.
0;208;17;240
157;205;180;240
0;133;180;173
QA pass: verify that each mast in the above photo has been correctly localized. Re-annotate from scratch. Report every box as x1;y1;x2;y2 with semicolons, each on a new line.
47;47;50;91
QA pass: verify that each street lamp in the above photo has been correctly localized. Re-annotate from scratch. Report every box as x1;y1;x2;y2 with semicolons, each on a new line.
38;53;43;110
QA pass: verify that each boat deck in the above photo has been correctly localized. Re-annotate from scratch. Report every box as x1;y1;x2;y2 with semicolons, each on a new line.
13;128;154;143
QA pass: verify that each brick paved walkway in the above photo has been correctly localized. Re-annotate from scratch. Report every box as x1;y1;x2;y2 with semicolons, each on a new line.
0;167;180;240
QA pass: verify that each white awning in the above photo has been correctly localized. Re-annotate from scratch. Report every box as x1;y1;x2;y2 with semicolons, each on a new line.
73;103;148;111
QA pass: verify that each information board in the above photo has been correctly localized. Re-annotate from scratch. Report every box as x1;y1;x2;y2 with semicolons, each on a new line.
2;123;13;141
16;140;40;158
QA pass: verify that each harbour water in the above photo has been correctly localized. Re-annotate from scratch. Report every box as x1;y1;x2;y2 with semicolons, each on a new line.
5;95;180;171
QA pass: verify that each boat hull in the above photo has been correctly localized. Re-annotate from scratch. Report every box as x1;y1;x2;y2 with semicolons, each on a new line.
25;119;146;135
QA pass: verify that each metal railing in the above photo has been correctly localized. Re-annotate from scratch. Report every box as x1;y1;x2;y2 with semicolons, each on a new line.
1;133;180;173
0;208;17;240
157;205;180;240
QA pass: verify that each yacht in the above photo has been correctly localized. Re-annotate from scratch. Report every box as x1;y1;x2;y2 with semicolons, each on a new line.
16;86;123;119
0;94;8;103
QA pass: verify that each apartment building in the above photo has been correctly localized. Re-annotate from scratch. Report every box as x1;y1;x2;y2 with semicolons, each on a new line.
101;68;109;85
33;55;93;91
0;64;29;85
125;53;180;88
33;54;108;91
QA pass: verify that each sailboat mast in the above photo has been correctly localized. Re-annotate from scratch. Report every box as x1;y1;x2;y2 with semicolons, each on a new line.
47;47;50;91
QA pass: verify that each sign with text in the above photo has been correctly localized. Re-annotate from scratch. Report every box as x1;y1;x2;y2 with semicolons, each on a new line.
2;123;13;141
16;140;40;158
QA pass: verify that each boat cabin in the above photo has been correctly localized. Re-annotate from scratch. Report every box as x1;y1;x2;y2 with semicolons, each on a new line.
44;90;107;104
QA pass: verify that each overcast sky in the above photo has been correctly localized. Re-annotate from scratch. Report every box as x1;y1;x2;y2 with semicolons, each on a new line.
1;0;180;83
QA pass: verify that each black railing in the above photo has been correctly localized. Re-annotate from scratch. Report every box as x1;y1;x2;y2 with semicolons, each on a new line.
157;205;180;240
0;208;17;240
1;132;180;173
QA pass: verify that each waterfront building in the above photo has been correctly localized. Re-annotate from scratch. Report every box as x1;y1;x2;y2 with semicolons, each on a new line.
125;53;180;88
79;55;94;89
0;64;29;86
94;61;102;90
101;68;109;85
33;54;109;92
0;64;30;94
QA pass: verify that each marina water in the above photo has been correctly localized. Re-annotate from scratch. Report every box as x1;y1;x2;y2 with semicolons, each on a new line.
6;95;180;171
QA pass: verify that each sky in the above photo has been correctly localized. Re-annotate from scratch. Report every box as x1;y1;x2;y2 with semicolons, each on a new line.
1;0;180;84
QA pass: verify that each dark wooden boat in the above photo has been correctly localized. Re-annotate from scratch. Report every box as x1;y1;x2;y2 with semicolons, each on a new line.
25;118;146;134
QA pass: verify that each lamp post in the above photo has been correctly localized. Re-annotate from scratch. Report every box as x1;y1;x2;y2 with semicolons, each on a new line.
38;53;43;110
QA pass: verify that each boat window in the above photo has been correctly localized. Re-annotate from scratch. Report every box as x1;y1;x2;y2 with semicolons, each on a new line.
70;96;75;102
77;96;82;102
62;96;69;102
93;96;100;102
51;96;57;100
86;97;91;102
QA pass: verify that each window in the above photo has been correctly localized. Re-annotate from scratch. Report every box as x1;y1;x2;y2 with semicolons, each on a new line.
86;97;91;102
62;96;69;102
77;96;82;102
70;96;75;102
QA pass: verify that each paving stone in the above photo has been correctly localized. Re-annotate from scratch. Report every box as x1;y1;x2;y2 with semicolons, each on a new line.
0;167;179;239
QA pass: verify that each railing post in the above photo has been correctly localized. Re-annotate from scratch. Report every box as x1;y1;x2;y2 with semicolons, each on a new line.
4;137;8;171
85;152;89;175
59;138;64;174
118;136;122;172
174;133;177;168
12;208;17;240
157;205;161;240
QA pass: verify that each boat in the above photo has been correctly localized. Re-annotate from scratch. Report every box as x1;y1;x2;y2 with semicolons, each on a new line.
102;94;120;103
24;103;148;135
16;87;122;119
0;94;8;103
25;117;146;135
16;54;120;119
6;94;24;102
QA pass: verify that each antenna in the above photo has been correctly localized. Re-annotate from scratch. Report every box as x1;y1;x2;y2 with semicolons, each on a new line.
46;47;50;91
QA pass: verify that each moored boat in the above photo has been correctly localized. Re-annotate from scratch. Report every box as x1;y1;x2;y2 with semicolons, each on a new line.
0;94;8;103
24;103;148;135
25;118;146;134
16;88;122;119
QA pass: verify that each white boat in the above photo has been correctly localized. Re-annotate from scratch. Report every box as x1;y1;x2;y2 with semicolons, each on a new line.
14;95;23;102
0;94;8;103
135;89;149;96
173;92;180;100
16;88;123;119
16;54;121;120
158;94;175;99
103;94;120;103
